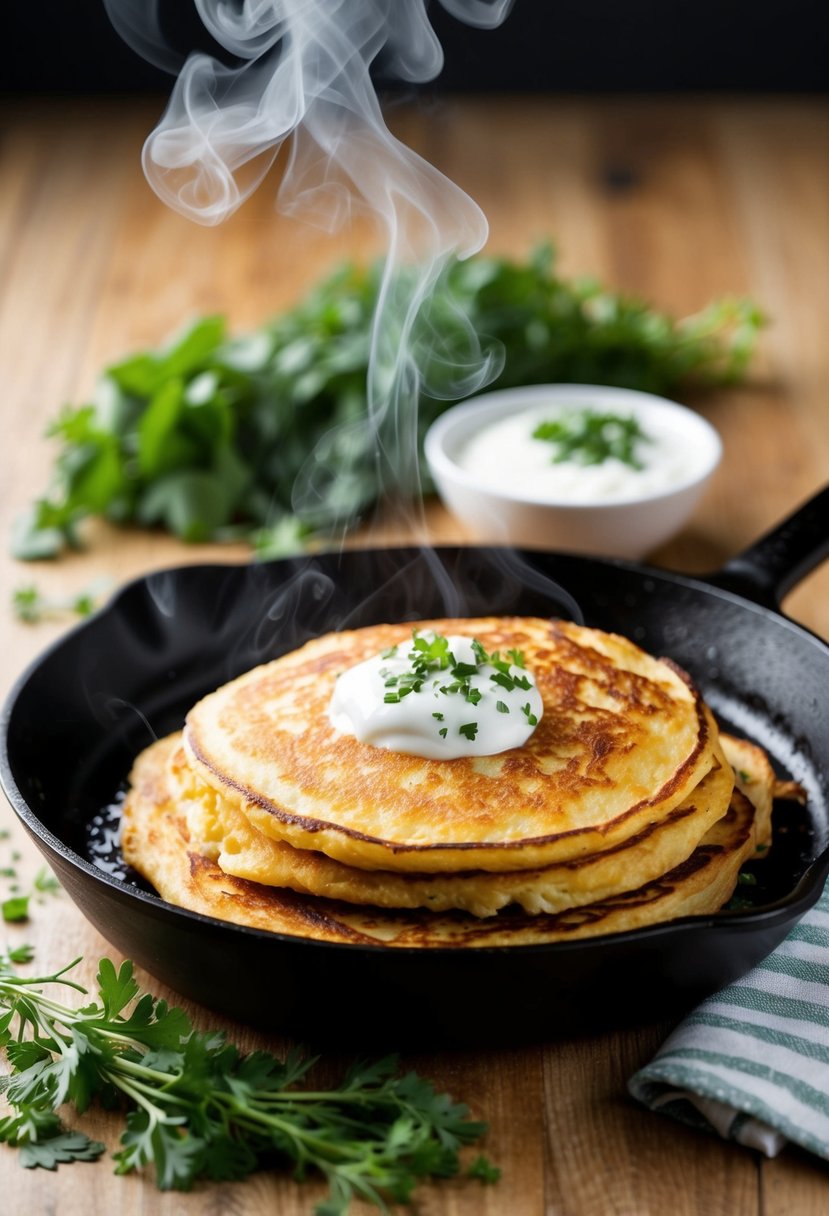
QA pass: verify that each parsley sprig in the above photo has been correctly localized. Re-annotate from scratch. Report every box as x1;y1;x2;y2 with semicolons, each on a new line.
532;408;652;468
0;953;495;1211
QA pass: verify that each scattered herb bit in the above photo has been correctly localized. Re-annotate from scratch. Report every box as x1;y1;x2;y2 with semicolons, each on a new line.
0;831;8;841
756;843;768;853
12;245;763;560
521;704;539;727
724;895;755;911
467;1154;502;1184
438;728;448;738
33;869;62;898
459;723;479;741
496;701;509;714
0;840;62;916
0;954;493;1210
3;944;34;965
532;408;652;468
737;871;758;886
432;712;445;722
1;896;29;924
737;769;752;783
12;580;110;625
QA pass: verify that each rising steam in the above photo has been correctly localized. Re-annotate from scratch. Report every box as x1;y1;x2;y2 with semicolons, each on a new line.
104;0;514;533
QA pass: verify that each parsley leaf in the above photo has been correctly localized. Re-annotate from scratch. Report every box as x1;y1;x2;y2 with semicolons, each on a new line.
20;1131;106;1170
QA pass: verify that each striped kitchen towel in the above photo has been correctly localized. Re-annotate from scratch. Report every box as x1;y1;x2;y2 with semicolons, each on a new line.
628;885;829;1160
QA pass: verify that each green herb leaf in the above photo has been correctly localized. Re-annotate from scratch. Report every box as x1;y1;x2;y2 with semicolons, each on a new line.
20;1131;106;1170
11;580;110;625
5;945;34;965
2;897;29;924
468;1154;502;1184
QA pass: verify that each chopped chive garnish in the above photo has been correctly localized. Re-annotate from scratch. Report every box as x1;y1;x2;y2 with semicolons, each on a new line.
376;632;537;744
521;703;539;726
439;728;448;739
532;408;652;469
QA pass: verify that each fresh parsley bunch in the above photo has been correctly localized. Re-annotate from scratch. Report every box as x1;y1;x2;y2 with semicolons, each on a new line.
0;952;496;1212
13;244;762;561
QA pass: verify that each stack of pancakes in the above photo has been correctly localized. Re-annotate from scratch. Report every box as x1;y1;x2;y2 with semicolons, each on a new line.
122;617;785;947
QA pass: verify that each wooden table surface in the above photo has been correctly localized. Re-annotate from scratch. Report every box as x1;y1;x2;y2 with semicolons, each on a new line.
2;94;829;1215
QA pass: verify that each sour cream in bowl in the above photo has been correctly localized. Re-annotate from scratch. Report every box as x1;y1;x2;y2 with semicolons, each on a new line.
424;384;722;558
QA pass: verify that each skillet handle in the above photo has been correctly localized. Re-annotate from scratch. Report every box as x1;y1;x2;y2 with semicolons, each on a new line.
708;484;829;610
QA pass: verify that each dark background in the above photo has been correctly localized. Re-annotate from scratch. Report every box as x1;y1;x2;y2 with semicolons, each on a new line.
5;0;827;94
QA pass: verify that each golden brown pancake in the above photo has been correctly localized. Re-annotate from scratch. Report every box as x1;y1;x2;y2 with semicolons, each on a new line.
183;617;716;873
171;735;734;917
722;734;775;854
120;732;763;947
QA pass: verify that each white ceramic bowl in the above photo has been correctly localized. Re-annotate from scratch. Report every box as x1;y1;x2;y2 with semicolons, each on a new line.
424;384;722;559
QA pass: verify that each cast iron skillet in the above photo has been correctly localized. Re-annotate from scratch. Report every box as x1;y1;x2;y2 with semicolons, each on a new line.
2;486;829;1047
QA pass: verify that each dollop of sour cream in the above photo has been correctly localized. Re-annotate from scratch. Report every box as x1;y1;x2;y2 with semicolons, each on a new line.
456;401;712;504
328;633;543;759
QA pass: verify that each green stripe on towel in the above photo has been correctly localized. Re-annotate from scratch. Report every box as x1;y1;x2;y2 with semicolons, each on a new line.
629;886;829;1161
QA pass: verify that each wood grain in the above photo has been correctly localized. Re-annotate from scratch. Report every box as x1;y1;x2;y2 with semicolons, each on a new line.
1;94;828;1214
